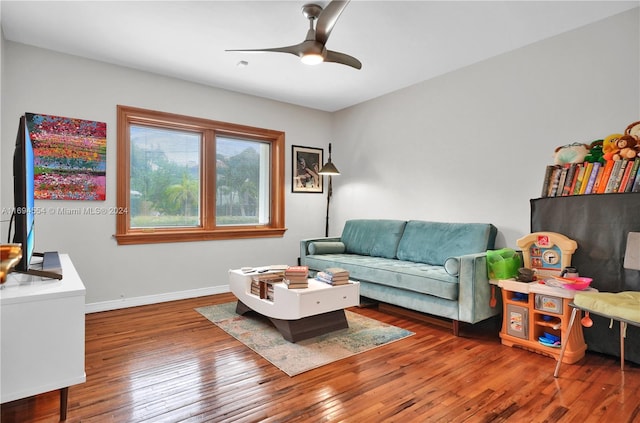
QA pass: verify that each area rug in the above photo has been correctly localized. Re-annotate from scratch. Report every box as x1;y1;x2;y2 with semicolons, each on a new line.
196;302;414;377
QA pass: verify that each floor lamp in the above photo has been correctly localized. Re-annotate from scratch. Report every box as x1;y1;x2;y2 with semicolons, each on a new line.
318;143;340;237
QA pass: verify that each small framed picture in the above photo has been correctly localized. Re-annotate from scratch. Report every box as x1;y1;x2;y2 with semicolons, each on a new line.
292;145;323;193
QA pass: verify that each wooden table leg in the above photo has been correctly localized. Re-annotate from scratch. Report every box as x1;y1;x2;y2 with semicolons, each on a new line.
620;321;627;371
60;387;69;421
554;307;579;378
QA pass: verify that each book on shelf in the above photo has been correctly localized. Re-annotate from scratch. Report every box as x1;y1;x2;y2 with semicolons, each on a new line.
541;165;556;197
604;160;624;193
285;280;309;289
561;164;577;196
615;159;630;192
252;272;284;283
325;267;349;277
284;265;309;288
572;165;587;195
548;167;562;197
632;168;640;192
251;278;277;301
596;160;615;194
316;274;349;285
591;164;606;193
316;267;350;285
284;265;308;275
568;163;582;195
556;165;569;196
583;162;601;194
617;159;635;192
285;274;307;280
578;162;594;195
269;264;289;271
623;159;639;192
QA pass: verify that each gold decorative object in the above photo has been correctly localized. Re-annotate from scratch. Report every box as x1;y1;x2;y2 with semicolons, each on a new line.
1;244;23;283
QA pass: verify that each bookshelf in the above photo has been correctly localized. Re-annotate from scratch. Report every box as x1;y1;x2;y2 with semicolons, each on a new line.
541;158;640;198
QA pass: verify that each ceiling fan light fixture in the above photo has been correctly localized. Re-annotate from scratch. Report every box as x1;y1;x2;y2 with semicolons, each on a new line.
301;53;324;65
225;0;361;70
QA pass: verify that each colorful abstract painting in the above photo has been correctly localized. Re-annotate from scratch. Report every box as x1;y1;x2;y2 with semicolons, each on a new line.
26;113;107;201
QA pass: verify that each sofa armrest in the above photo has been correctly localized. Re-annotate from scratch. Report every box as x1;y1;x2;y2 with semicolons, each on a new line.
457;252;500;324
300;237;342;262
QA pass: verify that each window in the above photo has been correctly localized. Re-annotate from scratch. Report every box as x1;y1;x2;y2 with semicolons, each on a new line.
115;105;286;245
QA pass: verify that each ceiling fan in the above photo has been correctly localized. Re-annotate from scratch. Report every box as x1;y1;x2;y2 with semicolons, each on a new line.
226;1;362;70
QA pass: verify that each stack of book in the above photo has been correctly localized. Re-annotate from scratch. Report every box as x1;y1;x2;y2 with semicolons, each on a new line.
284;266;309;289
541;158;640;198
315;267;350;285
250;272;284;301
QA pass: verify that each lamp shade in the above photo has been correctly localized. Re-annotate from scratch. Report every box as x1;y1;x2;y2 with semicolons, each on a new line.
318;161;339;175
318;142;340;175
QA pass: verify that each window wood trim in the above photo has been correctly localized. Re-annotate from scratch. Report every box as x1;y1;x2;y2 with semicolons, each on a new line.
115;105;286;245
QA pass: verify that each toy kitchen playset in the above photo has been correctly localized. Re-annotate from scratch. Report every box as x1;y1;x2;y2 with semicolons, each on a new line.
492;232;596;364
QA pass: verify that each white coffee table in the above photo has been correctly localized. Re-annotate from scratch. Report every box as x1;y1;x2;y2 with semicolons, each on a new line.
228;269;360;342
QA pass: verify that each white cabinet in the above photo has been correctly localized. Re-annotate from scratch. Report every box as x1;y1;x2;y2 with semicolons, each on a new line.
1;254;85;420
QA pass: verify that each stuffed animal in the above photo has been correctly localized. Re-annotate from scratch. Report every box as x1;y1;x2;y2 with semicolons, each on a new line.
554;142;589;165
602;133;623;161
625;121;640;140
584;140;605;164
616;134;639;160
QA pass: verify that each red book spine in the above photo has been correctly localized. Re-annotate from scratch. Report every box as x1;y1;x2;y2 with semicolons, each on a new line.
617;159;635;192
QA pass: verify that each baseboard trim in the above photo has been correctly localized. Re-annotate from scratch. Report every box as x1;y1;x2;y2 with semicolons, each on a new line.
85;285;230;314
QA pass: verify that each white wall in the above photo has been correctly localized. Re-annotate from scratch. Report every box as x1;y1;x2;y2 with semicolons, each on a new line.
0;42;332;309
2;8;638;310
1;23;4;205
331;8;639;248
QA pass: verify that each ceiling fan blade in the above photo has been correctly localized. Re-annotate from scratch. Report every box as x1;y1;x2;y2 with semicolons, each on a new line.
325;50;362;70
315;0;350;46
226;44;302;56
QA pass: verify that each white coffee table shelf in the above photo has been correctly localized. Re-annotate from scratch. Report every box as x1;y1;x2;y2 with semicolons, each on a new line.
228;269;360;342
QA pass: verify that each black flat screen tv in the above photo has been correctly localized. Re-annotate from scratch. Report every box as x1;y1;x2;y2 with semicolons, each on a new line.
12;115;35;272
10;115;62;279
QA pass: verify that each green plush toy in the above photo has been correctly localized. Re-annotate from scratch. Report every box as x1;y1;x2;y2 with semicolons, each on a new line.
584;140;605;164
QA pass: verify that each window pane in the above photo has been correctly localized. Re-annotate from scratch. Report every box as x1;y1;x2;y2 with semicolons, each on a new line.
216;136;270;226
130;125;201;228
116;105;286;245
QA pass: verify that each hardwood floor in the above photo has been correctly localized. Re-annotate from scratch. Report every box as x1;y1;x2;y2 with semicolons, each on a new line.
2;293;639;423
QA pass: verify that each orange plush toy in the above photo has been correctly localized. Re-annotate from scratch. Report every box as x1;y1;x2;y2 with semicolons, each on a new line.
602;133;623;161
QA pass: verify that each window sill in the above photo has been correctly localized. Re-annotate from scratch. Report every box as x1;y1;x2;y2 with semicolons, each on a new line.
114;226;287;245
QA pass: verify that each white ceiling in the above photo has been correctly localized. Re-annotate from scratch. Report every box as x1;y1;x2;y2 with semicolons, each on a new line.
1;1;638;112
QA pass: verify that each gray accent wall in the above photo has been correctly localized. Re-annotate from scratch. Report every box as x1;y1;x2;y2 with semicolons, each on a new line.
331;8;639;247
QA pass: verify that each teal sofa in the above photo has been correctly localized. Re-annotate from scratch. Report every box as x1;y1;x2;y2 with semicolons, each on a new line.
300;219;499;335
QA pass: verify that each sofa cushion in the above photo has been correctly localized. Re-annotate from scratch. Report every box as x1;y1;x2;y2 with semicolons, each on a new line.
304;253;459;300
443;257;460;276
308;241;346;255
396;221;497;265
340;219;407;259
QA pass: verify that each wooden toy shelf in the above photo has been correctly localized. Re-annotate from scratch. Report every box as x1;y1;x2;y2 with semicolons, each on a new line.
493;279;592;364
